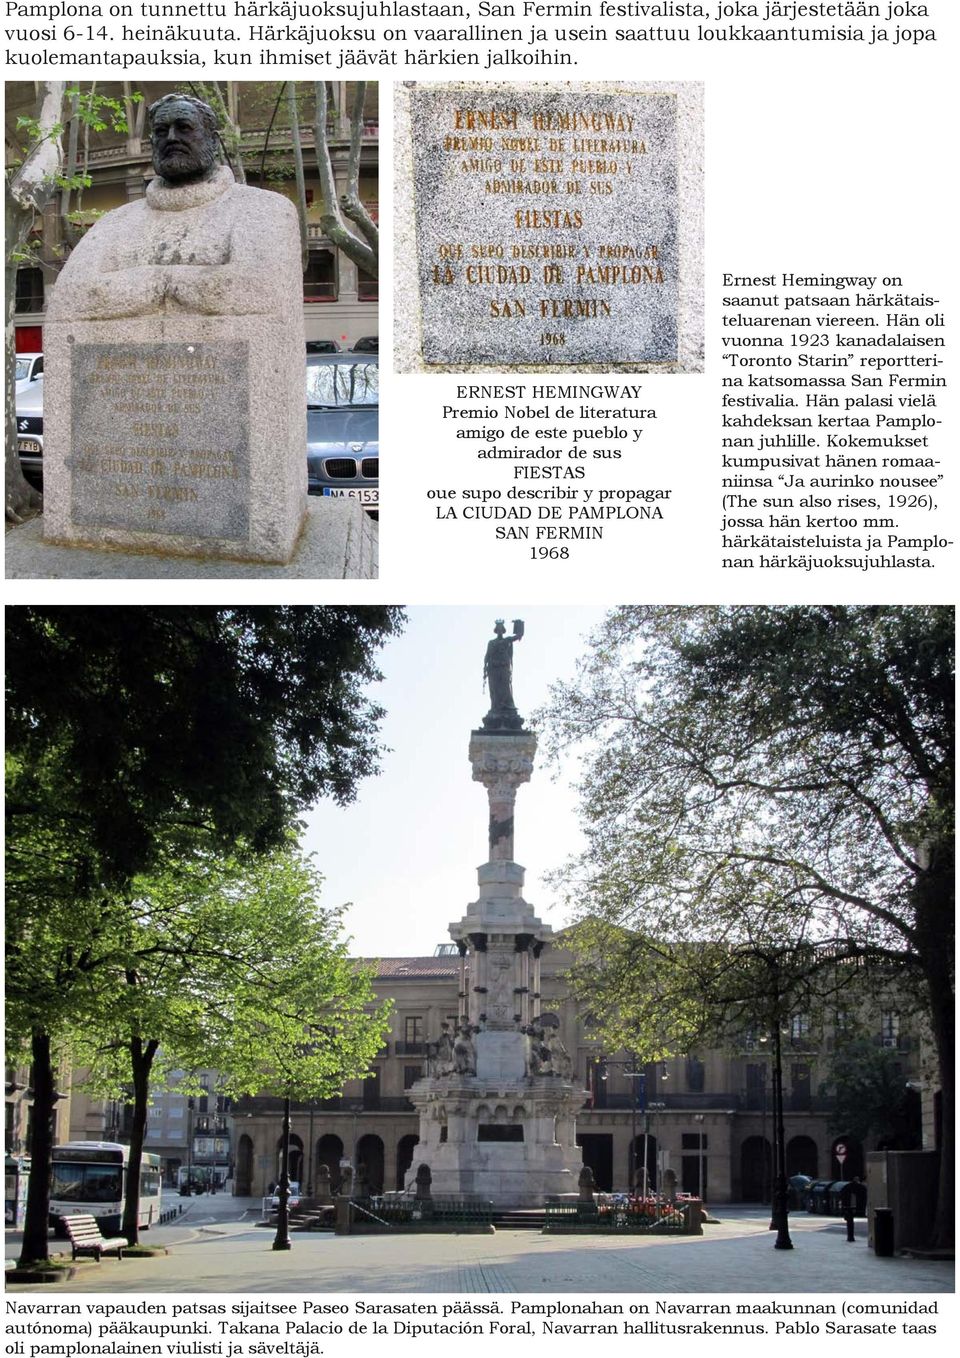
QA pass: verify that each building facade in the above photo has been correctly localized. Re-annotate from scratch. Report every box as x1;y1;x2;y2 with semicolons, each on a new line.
231;946;922;1204
5;1061;73;1162
69;1072;232;1187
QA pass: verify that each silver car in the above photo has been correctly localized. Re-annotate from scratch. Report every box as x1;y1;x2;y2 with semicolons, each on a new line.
14;352;43;392
15;374;44;481
307;353;379;514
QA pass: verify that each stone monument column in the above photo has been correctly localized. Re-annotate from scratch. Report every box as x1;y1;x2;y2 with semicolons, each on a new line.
407;620;587;1206
470;730;537;862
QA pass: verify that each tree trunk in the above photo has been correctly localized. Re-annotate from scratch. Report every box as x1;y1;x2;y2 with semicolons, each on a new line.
915;846;954;1248
286;83;309;274
6;80;66;523
5;192;42;525
59;89;81;248
924;963;954;1247
18;1029;57;1267
339;83;378;268
313;82;376;277
120;1036;160;1244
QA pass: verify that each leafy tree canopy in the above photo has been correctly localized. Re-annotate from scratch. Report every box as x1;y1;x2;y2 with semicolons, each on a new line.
540;605;953;1241
5;604;402;1264
541;605;952;972
69;844;389;1099
821;1036;921;1150
61;842;390;1241
6;605;405;888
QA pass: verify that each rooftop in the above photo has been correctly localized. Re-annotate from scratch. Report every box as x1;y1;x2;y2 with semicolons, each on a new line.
368;957;460;979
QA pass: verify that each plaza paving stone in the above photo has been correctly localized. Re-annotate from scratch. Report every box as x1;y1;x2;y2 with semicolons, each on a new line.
5;1204;953;1295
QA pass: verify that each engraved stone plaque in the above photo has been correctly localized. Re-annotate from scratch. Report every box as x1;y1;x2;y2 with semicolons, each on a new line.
69;341;249;539
410;87;679;366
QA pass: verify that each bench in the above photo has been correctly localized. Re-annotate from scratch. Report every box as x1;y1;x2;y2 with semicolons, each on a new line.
60;1214;128;1262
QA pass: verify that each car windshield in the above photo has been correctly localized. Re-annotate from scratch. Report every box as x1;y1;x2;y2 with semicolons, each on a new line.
15;358;32;381
307;361;378;409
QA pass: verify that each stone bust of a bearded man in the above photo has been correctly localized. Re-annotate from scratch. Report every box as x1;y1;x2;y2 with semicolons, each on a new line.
48;92;302;323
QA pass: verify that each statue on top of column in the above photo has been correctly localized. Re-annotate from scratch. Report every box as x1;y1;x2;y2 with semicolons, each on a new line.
482;619;525;731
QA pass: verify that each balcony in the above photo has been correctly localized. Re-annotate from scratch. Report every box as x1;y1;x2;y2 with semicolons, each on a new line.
740;1088;837;1114
192;1148;230;1165
395;1041;427;1056
588;1092;741;1112
302;1096;418;1116
587;1089;840;1116
79;122;378;173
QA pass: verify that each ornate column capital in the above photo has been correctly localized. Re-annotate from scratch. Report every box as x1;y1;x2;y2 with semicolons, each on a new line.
469;730;538;795
469;730;538;863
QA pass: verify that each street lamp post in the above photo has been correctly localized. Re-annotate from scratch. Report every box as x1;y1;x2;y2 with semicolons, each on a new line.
647;1099;667;1192
641;1097;650;1198
758;1061;770;1205
272;1094;293;1251
186;1097;194;1188
599;1055;649;1193
759;1036;778;1228
694;1114;705;1202
635;1067;647;1197
307;1100;315;1198
770;1023;793;1250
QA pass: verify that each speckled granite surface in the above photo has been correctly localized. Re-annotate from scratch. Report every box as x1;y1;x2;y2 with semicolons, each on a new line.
395;81;703;374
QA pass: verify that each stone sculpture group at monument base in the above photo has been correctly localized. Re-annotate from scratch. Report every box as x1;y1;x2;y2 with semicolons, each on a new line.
424;1016;573;1081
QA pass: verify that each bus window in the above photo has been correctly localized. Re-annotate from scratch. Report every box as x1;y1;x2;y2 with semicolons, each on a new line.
140;1166;162;1197
52;1163;122;1204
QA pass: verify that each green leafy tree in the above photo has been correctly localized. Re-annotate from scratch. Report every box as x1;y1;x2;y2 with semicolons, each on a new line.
540;605;953;1245
4;809;120;1268
5;605;403;1266
5;84;139;523
820;1036;922;1151
73;844;389;1244
6;606;403;884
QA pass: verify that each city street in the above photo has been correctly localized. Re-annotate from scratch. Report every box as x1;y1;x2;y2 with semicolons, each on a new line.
6;1199;952;1294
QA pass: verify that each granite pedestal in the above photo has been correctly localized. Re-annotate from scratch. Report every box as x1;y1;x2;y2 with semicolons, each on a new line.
396;82;703;373
42;166;307;564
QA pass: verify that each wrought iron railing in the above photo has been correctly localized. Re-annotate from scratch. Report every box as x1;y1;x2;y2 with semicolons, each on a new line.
544;1195;690;1233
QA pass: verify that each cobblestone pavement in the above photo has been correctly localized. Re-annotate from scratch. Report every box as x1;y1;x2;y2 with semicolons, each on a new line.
5;1206;953;1295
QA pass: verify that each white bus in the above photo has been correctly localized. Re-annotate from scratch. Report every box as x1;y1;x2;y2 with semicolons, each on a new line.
50;1141;162;1235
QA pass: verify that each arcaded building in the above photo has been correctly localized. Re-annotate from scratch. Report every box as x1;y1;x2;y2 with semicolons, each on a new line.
230;944;922;1204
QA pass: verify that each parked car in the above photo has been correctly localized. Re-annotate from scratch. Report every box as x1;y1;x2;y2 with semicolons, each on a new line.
269;1181;302;1211
14;352;43;392
15;374;44;483
306;339;340;354
787;1173;813;1210
351;335;378;353
307;352;378;514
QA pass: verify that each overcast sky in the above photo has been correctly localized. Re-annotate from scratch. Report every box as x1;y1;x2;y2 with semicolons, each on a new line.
300;606;610;958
